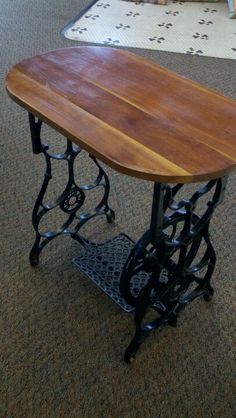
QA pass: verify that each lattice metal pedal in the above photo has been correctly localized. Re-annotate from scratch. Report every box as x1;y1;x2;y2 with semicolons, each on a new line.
72;233;153;313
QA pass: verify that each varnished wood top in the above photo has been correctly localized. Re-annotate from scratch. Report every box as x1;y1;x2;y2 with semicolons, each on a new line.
6;46;236;183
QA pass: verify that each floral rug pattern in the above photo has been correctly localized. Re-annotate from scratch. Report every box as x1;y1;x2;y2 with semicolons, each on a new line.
62;0;236;59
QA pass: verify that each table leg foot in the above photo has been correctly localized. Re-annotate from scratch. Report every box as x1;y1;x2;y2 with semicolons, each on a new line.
29;235;41;266
124;333;143;364
168;315;178;327
29;249;39;266
106;208;115;224
203;285;214;302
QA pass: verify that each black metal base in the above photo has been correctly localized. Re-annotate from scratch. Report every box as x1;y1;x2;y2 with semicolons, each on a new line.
27;112;228;364
119;179;227;363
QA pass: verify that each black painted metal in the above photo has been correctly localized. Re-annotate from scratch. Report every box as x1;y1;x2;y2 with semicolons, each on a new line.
28;112;228;364
120;177;228;363
28;113;115;266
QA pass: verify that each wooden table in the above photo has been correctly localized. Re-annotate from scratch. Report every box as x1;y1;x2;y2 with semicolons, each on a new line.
6;47;236;363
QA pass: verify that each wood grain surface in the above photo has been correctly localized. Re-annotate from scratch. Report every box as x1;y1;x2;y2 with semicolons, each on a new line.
5;46;236;183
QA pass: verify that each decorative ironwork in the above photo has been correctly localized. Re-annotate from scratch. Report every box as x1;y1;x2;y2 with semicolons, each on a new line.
28;113;115;266
120;178;228;363
28;113;229;364
60;185;85;214
72;233;168;313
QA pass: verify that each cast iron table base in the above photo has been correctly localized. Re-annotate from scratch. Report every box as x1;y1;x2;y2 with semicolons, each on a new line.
29;114;227;363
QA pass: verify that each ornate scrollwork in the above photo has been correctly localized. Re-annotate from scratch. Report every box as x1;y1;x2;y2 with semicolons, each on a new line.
120;178;227;362
60;185;85;214
28;113;115;266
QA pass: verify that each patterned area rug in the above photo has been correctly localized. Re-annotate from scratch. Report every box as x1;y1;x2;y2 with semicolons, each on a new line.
62;0;236;59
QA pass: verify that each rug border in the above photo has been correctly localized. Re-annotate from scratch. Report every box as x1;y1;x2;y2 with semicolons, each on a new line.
60;0;98;39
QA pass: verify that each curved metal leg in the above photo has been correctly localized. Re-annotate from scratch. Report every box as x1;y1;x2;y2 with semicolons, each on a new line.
28;113;115;266
122;177;228;362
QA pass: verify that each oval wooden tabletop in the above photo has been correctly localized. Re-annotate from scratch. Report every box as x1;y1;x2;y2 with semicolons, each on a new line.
5;46;236;183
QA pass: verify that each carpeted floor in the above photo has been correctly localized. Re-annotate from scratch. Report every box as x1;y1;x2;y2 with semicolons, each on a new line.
0;1;235;417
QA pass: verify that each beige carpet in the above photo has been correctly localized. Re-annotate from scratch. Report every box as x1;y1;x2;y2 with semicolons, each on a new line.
1;0;236;417
62;0;236;59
